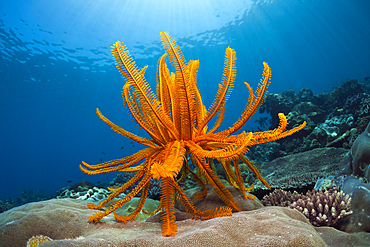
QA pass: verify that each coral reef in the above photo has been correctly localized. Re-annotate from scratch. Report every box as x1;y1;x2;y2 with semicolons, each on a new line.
0;198;16;213
257;79;370;160
261;189;302;207
290;188;352;227
323;120;370;233
55;181;117;202
252;147;347;191
14;189;53;206
336;177;370;233
262;187;352;227
26;235;52;247
56;185;115;202
108;173;161;200
1;198;370;246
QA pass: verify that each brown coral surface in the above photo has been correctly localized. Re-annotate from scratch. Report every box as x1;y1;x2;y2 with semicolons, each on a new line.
253;147;348;190
1;199;369;247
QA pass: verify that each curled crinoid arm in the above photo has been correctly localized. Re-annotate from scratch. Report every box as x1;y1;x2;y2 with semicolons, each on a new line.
88;172;152;223
233;159;255;200
197;206;233;220
192;155;241;212
114;182;150;223
80;148;155;175
188;167;208;201
87;167;147;210
240;155;271;190
142;202;161;216
186;133;252;162
171;176;232;221
250;113;307;145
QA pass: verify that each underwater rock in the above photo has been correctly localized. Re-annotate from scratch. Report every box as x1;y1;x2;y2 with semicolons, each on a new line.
336;121;370;180
1;198;370;246
68;181;96;191
330;175;370;233
298;88;315;102
252;147;347;191
330;121;370;233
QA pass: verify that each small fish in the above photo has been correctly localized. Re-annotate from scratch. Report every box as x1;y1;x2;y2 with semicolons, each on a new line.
121;146;124;149
67;180;72;183
132;145;135;147
100;158;103;161
102;152;105;154
130;141;134;144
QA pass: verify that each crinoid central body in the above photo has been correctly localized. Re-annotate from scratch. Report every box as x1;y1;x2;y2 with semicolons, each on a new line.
80;31;306;236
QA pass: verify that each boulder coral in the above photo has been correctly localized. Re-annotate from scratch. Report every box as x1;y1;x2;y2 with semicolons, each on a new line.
0;198;369;246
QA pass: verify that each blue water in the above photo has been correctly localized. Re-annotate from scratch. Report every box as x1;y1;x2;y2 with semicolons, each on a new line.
1;0;369;201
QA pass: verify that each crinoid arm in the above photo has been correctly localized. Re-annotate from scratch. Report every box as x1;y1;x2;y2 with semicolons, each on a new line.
79;148;156;175
220;62;271;136
82;31;307;238
192;155;242;212
150;140;187;179
239;155;271;190
96;108;158;148
114;182;150;223
159;177;177;237
87;172;151;223
250;113;307;145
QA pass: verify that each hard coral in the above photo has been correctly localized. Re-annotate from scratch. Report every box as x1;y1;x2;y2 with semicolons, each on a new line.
291;187;352;227
2;198;370;246
261;189;301;207
26;235;52;247
262;187;352;227
56;186;114;202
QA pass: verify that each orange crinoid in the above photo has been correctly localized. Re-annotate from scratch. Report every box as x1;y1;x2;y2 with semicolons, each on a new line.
80;31;306;237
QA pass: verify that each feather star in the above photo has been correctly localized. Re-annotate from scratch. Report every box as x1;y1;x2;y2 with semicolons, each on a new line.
80;31;307;237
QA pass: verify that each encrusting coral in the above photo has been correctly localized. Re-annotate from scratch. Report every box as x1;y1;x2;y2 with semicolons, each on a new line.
262;187;352;227
80;31;306;236
26;235;52;247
